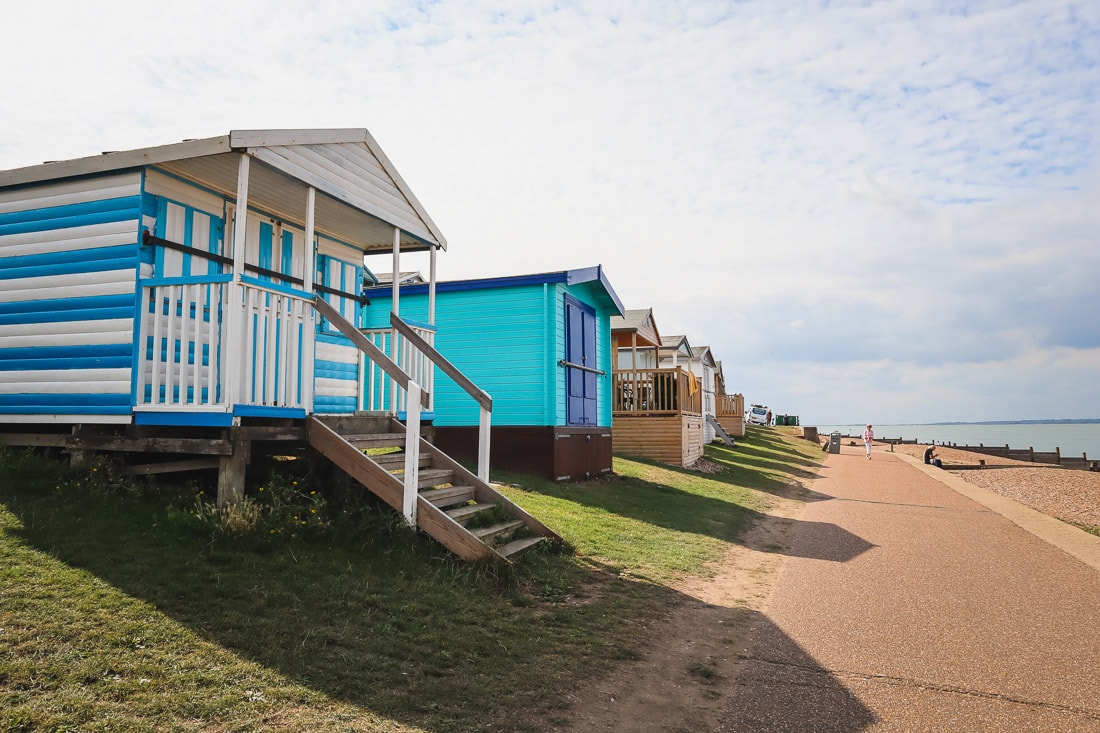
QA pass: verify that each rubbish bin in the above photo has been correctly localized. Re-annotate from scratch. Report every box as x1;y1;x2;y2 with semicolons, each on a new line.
828;432;841;454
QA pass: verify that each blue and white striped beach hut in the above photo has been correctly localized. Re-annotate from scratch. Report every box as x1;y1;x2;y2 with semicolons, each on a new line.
0;131;572;559
0;129;444;428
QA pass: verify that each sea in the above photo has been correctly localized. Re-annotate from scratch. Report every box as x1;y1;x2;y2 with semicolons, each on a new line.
814;422;1100;459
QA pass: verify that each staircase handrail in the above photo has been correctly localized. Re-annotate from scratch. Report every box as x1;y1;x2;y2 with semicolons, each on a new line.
313;296;429;409
390;312;494;483
312;296;424;526
389;312;492;411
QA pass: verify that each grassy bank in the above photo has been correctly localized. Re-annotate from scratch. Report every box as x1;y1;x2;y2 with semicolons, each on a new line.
0;427;820;732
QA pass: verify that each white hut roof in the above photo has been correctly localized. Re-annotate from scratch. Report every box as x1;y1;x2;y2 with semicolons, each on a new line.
0;129;446;253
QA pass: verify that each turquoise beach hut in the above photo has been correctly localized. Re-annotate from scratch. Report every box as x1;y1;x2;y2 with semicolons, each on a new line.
363;267;626;480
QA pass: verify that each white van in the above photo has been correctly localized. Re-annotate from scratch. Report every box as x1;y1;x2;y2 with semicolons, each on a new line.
747;404;769;425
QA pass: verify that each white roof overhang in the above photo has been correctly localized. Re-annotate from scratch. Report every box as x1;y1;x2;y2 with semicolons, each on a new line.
0;129;446;253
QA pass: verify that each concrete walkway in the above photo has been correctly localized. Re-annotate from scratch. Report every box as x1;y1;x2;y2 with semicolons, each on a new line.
720;443;1100;732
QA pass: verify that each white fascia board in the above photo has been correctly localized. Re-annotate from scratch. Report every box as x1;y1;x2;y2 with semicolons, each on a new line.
247;132;448;251
361;129;448;251
0;136;232;188
229;129;370;148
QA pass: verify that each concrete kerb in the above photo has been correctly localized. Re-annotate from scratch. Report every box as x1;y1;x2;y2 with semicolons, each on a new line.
895;452;1100;573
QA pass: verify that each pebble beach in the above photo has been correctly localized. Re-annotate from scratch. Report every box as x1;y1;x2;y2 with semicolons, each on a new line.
885;442;1100;533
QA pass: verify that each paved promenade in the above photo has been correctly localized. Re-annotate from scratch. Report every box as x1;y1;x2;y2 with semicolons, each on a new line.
720;443;1100;732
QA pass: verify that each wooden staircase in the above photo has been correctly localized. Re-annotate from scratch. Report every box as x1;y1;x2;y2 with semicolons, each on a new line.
307;415;561;561
707;414;736;447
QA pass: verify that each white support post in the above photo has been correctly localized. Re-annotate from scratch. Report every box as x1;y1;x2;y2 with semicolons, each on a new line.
478;405;491;484
223;154;251;411
402;382;422;528
302;186;316;412
390;226;401;416
391;226;401;321
428;243;437;326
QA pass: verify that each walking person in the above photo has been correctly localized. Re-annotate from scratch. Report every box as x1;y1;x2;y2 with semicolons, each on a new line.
863;424;874;460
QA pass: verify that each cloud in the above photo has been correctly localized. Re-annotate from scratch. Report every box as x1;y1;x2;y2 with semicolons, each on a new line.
1;0;1097;423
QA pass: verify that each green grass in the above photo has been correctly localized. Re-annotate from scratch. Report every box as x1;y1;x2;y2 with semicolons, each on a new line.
0;427;820;732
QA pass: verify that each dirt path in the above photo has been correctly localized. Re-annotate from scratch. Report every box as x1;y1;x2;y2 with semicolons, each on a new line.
555;482;810;732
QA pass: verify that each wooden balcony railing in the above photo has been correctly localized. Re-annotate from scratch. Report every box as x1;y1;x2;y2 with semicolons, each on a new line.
717;393;743;418
613;368;701;416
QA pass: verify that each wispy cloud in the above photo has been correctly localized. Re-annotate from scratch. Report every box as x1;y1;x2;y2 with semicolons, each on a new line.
1;0;1097;422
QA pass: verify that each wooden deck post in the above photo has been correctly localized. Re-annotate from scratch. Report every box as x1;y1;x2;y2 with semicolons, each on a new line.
223;153;251;410
69;424;86;467
217;429;250;507
391;226;401;417
303;186;317;412
478;405;491;484
429;243;437;326
402;383;421;527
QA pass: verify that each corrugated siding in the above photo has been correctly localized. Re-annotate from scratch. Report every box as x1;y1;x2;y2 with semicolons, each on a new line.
252;143;435;244
0;173;143;421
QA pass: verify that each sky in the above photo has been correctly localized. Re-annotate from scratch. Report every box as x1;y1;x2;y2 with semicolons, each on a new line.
1;0;1097;425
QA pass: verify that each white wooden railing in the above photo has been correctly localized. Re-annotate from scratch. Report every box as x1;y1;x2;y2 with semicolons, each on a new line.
136;277;312;412
136;276;229;409
360;313;492;483
387;312;493;483
136;273;491;523
359;319;437;415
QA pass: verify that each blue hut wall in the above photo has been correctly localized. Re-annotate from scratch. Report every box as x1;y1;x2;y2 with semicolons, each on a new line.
362;277;617;428
0;167;367;425
143;169;365;417
0;172;147;423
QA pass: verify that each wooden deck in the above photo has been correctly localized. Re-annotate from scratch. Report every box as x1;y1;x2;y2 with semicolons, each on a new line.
612;367;704;466
716;393;745;437
613;413;704;466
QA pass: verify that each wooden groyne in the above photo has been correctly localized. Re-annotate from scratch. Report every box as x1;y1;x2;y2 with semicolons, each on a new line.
833;434;1098;472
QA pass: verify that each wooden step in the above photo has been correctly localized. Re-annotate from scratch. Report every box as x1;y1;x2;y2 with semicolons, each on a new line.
420;485;476;508
415;468;455;489
472;519;526;543
445;502;498;525
372;451;433;469
343;432;405;450
497;536;546;559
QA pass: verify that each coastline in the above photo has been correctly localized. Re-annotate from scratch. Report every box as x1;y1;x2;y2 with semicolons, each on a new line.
887;442;1100;534
818;422;1100;457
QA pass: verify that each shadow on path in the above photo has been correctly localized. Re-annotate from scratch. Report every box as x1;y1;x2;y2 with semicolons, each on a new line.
721;610;878;732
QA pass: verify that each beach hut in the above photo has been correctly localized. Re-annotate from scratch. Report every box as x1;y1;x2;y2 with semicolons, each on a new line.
713;361;745;438
362;267;626;480
610;311;705;466
0;129;558;560
687;345;721;443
